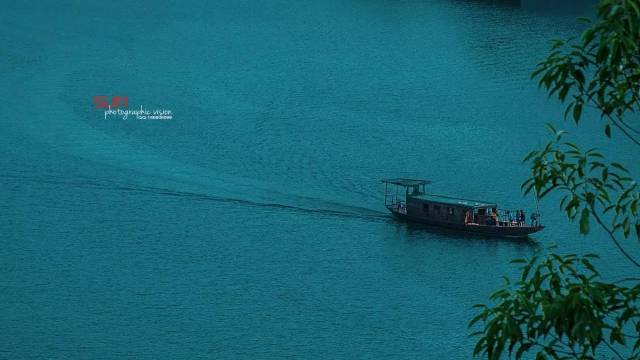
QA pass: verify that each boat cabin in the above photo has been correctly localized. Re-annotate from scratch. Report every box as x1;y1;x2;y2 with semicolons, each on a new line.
407;194;498;226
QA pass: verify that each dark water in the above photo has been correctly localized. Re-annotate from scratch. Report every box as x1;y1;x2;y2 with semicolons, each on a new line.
2;0;636;359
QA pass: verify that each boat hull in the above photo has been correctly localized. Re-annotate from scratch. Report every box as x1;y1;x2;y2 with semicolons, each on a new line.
389;209;543;238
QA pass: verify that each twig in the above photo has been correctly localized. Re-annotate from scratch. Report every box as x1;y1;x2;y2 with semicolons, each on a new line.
603;339;625;360
613;277;640;284
589;203;640;268
610;116;640;147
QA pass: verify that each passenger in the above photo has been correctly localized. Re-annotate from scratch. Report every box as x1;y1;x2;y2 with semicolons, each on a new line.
520;209;526;226
509;211;515;226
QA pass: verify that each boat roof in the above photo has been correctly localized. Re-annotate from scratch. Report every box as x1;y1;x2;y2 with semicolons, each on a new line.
410;194;497;209
381;178;431;187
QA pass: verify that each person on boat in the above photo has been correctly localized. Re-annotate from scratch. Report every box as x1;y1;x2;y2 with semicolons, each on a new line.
520;210;526;226
509;211;515;226
490;208;498;226
531;212;538;227
398;202;406;214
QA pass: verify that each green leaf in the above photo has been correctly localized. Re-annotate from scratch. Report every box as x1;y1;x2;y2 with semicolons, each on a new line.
545;123;557;134
564;102;574;119
469;313;487;328
535;352;547;360
579;208;590;234
629;0;640;15
573;102;583;123
515;343;533;359
531;66;547;79
559;84;570;101
523;151;538;163
580;258;598;275
582;28;595;45
573;69;585;84
611;162;628;172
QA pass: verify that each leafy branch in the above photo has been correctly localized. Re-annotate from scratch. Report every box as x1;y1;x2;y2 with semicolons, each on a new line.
470;1;640;358
470;253;640;359
532;0;640;146
521;125;640;266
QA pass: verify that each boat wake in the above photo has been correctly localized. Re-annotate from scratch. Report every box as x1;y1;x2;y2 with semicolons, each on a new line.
1;171;388;223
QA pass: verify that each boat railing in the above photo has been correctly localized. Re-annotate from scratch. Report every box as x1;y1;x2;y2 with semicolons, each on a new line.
493;209;542;227
385;196;407;215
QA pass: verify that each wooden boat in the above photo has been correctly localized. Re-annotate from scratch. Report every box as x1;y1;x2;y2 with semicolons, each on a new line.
382;178;543;238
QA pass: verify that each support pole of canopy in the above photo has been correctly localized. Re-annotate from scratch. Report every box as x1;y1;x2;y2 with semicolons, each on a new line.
534;187;542;226
385;182;388;206
395;185;398;207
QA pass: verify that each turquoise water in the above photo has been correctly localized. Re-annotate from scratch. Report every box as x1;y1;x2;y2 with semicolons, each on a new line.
2;1;636;359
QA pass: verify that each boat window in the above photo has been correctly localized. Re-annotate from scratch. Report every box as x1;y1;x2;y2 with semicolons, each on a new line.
423;203;429;215
434;205;440;214
448;207;454;216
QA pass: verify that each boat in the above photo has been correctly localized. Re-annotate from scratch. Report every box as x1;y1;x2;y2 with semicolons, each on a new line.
382;178;543;238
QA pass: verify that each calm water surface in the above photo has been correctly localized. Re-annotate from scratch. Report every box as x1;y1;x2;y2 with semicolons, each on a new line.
1;0;636;359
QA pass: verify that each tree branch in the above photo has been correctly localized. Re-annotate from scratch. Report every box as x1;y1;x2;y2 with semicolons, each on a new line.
589;202;640;268
603;339;625;360
610;114;640;147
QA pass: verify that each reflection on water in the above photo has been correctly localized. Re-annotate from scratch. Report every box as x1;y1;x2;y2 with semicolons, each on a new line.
520;0;597;12
458;0;596;12
401;221;540;246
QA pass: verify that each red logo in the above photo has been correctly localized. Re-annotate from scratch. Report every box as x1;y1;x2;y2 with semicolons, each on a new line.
93;96;128;109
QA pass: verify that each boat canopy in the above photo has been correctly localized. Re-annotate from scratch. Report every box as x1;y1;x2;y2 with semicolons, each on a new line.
381;178;431;187
410;194;496;209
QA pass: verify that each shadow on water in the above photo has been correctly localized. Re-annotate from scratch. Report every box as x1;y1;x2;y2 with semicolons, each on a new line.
453;0;597;13
385;217;541;249
454;0;521;8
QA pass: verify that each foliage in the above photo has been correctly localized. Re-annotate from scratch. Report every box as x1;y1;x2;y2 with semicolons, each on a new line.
525;0;640;251
470;252;640;359
532;0;640;139
470;0;640;358
521;126;640;266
